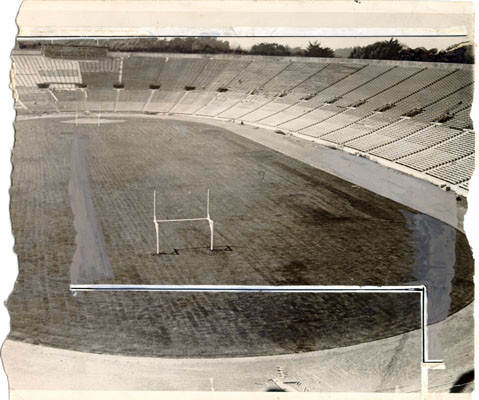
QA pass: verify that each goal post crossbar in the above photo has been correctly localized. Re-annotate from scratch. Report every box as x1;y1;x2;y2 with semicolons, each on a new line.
153;189;214;253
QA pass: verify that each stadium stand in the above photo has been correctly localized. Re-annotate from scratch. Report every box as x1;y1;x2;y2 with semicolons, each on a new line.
156;57;209;90
12;51;475;194
54;89;87;112
143;90;186;113
218;94;274;119
195;92;247;116
242;93;305;123
345;119;428;152
228;59;292;92
293;63;364;95
191;58;251;90
170;91;218;114
427;154;475;185
85;89;116;112
121;57;165;90
115;90;151;112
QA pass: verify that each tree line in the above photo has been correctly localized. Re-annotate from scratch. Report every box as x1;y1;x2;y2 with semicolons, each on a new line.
19;37;473;63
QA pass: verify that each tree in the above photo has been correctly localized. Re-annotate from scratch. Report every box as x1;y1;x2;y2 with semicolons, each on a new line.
250;42;291;56
349;38;404;60
304;41;334;58
192;37;230;54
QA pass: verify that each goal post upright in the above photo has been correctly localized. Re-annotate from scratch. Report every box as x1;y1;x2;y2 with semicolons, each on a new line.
153;190;160;255
206;189;214;251
153;189;214;254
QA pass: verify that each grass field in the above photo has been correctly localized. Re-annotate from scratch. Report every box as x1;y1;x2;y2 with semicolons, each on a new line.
7;116;474;357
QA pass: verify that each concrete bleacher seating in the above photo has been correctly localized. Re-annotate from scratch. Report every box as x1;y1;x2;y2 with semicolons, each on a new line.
243;93;304;123
396;130;475;171
195;92;247;116
319;113;398;145
333;66;423;108
391;69;471;117
257;62;324;95
13;55;82;88
218;94;274;119
279;104;345;132
346;119;428;152
85;89;116;112
227;59;291;93
293;63;364;95
426;154;475;184
307;65;392;106
170;91;217;114
191;59;251;90
142;90;186;113
114;90;151;112
54;89;87;112
300;108;372;137
414;85;474;124
446;106;473;130
371;125;461;161
12;50;475;193
156;57;209;90
15;87;58;113
121;57;164;89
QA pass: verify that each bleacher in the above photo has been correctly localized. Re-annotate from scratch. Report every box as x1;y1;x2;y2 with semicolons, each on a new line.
170;91;217;114
333;66;423;108
115;90;151;112
12;51;475;194
319;113;398;145
427;154;475;185
218;94;274;119
191;59;251;90
227;59;291;93
54;89;87;112
121;57;165;90
242;93;304;123
85;89;116;112
396;130;475;171
346;119;428;152
293;63;364;95
195;92;247;116
257;62;325;95
156;57;209;90
143;90;186;113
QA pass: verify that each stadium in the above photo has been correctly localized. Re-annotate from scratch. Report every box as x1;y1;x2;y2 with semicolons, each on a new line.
3;42;475;394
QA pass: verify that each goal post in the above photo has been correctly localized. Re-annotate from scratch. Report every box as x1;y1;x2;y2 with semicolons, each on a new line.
153;189;214;253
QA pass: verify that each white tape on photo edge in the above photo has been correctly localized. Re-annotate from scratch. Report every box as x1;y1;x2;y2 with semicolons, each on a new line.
16;27;468;40
69;283;442;366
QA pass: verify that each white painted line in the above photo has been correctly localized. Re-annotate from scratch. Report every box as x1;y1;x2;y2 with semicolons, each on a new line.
142;90;155;112
48;89;58;102
68;283;442;367
15;99;28;110
118;58;124;84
